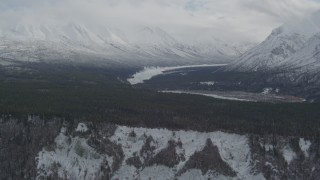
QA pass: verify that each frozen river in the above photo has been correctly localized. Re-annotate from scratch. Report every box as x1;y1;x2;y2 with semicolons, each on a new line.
127;64;227;85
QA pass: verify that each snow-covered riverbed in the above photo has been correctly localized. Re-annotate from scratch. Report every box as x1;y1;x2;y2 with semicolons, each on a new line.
161;90;255;102
127;64;227;85
161;90;306;103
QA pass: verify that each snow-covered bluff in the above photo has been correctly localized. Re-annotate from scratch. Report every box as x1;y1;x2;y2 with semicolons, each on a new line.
1;117;320;179
0;22;255;67
35;122;319;180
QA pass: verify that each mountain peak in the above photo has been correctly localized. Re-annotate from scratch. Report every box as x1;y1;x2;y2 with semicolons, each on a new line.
227;10;320;86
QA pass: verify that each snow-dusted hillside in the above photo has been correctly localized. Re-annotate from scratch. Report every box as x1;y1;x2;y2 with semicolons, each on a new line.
34;122;319;180
0;21;253;66
2;117;320;180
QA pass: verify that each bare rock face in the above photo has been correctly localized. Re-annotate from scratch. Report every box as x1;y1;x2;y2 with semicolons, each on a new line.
139;135;157;164
178;138;236;177
126;153;143;169
148;139;185;168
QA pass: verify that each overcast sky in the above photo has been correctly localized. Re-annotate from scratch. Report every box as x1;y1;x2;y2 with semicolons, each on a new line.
1;0;320;43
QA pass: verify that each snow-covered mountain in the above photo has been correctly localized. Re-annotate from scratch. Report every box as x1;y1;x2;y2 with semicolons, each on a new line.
0;21;253;67
227;26;307;72
227;11;320;72
280;33;320;72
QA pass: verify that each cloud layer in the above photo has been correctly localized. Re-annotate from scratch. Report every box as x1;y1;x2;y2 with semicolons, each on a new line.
0;0;320;43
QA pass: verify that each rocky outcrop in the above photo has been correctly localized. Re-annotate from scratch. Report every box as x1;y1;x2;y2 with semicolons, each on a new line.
178;138;236;177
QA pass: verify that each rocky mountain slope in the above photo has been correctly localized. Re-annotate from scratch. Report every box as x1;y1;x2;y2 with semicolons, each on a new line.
227;26;307;72
1;116;320;180
224;11;320;100
281;33;320;72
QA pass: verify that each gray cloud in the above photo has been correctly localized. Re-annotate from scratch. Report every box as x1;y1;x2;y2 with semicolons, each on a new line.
0;0;319;43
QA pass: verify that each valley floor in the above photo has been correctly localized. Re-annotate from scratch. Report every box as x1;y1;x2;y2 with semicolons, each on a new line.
1;62;320;179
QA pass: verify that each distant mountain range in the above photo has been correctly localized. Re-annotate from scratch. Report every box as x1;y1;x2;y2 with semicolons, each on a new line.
0;21;256;67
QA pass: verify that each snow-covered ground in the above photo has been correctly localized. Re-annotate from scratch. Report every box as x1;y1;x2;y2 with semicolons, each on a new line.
127;64;227;85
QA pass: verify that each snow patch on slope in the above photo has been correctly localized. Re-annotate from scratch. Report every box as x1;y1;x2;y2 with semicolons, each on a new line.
75;123;88;133
299;138;311;157
282;146;297;164
200;81;215;86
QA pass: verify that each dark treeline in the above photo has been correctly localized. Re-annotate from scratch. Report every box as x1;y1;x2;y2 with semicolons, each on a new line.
1;62;320;138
